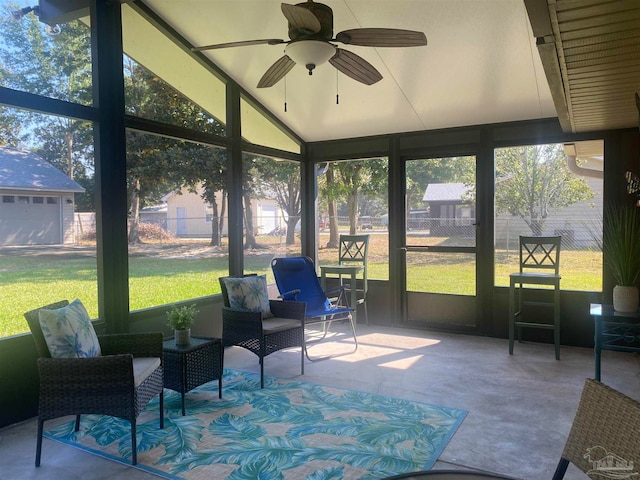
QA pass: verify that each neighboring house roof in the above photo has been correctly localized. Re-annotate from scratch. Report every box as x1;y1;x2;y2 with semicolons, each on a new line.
140;204;167;213
0;147;84;193
161;190;180;203
423;183;471;203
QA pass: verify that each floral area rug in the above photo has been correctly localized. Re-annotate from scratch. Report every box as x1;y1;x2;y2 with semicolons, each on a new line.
44;369;467;479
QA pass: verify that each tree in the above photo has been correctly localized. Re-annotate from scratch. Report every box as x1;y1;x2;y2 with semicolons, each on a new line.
194;151;227;247
0;6;94;183
123;58;226;244
319;164;340;248
253;157;301;245
0;106;23;146
332;159;387;235
241;154;262;250
495;144;594;235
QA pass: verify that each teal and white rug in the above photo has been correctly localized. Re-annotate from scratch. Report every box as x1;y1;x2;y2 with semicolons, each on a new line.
45;369;467;479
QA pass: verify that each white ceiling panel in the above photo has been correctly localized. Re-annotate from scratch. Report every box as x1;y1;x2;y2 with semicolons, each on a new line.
145;0;557;142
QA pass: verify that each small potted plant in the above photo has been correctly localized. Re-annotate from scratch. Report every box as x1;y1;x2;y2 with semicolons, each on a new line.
166;304;198;346
602;205;640;312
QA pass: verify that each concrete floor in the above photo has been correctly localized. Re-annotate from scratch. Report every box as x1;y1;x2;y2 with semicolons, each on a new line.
2;325;639;480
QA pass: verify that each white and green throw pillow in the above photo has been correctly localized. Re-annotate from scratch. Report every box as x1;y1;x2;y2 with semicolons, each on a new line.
38;299;101;358
223;275;273;319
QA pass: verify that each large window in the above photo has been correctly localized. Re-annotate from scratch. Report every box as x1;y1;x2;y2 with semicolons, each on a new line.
0;2;92;105
316;157;389;280
121;38;229;310
0;109;96;337
122;3;226;127
494;141;603;291
242;153;302;280
0;4;96;338
126;131;228;311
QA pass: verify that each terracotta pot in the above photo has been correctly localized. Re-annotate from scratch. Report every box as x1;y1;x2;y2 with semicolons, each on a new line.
613;285;639;313
174;328;191;346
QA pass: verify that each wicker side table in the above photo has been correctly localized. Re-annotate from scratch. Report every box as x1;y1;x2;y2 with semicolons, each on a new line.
163;336;223;415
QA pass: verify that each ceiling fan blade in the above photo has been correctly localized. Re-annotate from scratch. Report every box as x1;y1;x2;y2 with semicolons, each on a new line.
329;48;382;86
257;55;296;88
192;39;285;51
281;3;321;34
335;28;427;47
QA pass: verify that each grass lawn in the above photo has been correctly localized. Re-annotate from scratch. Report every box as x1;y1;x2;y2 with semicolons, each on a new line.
0;235;602;337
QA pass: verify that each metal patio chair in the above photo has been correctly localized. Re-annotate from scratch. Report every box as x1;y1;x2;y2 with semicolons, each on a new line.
271;256;358;361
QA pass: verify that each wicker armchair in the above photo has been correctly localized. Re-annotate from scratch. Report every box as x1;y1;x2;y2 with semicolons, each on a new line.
219;276;306;388
24;300;164;467
552;378;640;479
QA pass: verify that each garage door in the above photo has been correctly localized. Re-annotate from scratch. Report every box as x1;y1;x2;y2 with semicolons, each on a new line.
0;195;61;245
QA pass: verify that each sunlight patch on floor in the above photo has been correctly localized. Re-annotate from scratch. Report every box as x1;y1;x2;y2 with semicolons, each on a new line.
356;332;442;349
378;354;425;370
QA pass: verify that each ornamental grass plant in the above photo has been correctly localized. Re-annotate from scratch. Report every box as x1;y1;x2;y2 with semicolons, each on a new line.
602;205;640;287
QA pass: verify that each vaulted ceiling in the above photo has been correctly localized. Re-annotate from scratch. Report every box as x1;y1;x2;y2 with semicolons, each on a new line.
144;0;561;143
139;0;640;144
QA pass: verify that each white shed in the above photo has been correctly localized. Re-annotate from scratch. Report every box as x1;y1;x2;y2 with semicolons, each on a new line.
0;147;84;246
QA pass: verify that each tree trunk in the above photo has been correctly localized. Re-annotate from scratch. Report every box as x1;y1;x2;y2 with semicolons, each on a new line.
218;191;227;246
243;193;258;249
65;133;74;179
348;192;359;235
128;177;141;244
286;216;297;245
209;195;220;247
326;167;339;248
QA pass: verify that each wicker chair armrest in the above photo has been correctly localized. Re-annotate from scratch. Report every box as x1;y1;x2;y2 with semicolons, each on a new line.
98;332;163;358
269;299;306;320
37;354;135;391
222;307;263;338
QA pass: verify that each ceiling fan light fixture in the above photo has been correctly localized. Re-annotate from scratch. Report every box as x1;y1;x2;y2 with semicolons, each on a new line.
285;40;336;75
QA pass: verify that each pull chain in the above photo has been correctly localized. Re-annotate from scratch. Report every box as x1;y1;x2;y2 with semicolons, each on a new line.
284;76;288;112
336;70;340;105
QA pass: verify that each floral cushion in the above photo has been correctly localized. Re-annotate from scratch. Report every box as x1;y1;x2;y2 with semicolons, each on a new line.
38;299;101;358
223;275;273;319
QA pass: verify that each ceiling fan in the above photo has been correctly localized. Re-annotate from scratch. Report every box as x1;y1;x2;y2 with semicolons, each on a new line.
192;0;427;88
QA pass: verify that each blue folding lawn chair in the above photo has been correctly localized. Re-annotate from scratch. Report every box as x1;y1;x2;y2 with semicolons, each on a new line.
271;256;358;361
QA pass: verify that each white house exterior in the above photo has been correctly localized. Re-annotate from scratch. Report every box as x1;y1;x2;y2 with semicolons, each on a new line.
421;143;604;249
155;185;285;237
0;147;84;246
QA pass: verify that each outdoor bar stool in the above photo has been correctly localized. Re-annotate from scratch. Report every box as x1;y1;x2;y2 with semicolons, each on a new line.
338;234;370;324
509;235;562;359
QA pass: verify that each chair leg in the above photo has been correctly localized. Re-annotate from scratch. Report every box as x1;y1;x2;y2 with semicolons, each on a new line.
517;282;523;343
509;281;515;355
35;417;44;467
131;420;137;465
304;314;358;361
348;315;359;351
554;285;561;360
551;458;569;480
260;341;266;388
362;297;368;325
